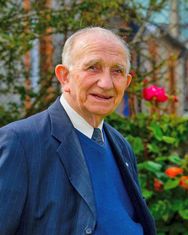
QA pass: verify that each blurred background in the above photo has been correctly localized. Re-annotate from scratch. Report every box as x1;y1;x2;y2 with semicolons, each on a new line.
0;0;188;234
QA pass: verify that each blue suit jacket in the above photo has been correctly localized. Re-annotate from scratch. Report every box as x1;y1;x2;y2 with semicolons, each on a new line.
0;98;156;235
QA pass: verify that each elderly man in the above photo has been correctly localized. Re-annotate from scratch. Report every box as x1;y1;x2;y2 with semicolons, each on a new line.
0;27;156;235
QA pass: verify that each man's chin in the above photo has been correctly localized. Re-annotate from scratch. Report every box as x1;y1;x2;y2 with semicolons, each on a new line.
88;108;114;117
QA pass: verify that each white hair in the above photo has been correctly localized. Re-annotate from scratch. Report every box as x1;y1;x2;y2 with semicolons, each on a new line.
62;27;131;74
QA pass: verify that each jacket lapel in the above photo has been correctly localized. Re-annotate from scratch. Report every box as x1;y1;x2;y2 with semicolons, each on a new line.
104;123;141;191
48;98;96;219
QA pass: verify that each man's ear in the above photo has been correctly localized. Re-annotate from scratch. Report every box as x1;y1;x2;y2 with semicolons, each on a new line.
126;73;132;88
55;64;69;86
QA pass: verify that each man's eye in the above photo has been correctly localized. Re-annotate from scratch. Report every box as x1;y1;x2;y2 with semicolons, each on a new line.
88;65;98;71
112;68;124;74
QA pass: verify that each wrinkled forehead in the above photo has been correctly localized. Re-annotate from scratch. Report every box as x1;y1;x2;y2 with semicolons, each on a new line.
71;32;127;63
74;32;125;51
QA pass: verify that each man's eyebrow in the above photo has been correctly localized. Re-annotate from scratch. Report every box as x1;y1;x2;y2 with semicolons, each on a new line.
83;59;103;68
82;61;126;71
112;64;126;71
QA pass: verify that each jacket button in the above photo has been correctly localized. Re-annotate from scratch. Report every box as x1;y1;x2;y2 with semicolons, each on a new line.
85;227;92;234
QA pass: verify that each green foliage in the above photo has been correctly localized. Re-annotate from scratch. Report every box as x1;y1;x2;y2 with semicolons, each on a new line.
106;113;188;234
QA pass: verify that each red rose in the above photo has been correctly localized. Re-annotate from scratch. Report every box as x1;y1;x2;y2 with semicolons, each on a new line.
165;167;183;178
154;178;163;191
179;176;188;190
143;85;158;101
155;87;168;102
143;85;168;102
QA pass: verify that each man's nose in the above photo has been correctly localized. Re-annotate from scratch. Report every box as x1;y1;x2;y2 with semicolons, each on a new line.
97;70;113;90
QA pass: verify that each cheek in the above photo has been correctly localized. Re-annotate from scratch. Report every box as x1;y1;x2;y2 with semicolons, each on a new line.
78;79;94;96
115;81;126;95
75;83;89;102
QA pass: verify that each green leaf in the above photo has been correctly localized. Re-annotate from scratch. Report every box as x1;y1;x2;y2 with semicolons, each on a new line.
142;189;153;199
147;143;160;153
177;124;186;134
151;200;170;221
162;136;176;144
127;136;144;155
155;172;166;178
169;155;182;165
156;156;168;162
179;209;188;220
164;179;179;190
138;174;147;188
149;122;163;141
138;161;162;173
172;199;182;211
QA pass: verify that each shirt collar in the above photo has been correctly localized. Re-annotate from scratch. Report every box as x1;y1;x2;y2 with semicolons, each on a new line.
60;95;103;139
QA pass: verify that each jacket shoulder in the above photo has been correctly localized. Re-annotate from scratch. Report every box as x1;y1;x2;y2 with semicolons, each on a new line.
1;109;49;134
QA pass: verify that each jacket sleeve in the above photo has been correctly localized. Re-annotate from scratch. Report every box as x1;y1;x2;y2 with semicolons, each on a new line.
0;127;28;235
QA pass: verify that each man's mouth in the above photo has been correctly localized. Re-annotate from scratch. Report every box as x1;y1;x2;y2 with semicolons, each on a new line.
91;94;113;100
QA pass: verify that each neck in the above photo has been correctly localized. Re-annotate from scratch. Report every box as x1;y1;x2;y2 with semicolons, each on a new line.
62;94;103;128
85;116;103;128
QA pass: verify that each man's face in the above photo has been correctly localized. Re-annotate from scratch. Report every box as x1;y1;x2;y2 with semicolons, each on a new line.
58;34;131;125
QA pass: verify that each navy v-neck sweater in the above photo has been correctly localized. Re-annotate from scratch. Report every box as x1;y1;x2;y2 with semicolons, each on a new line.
76;130;143;235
